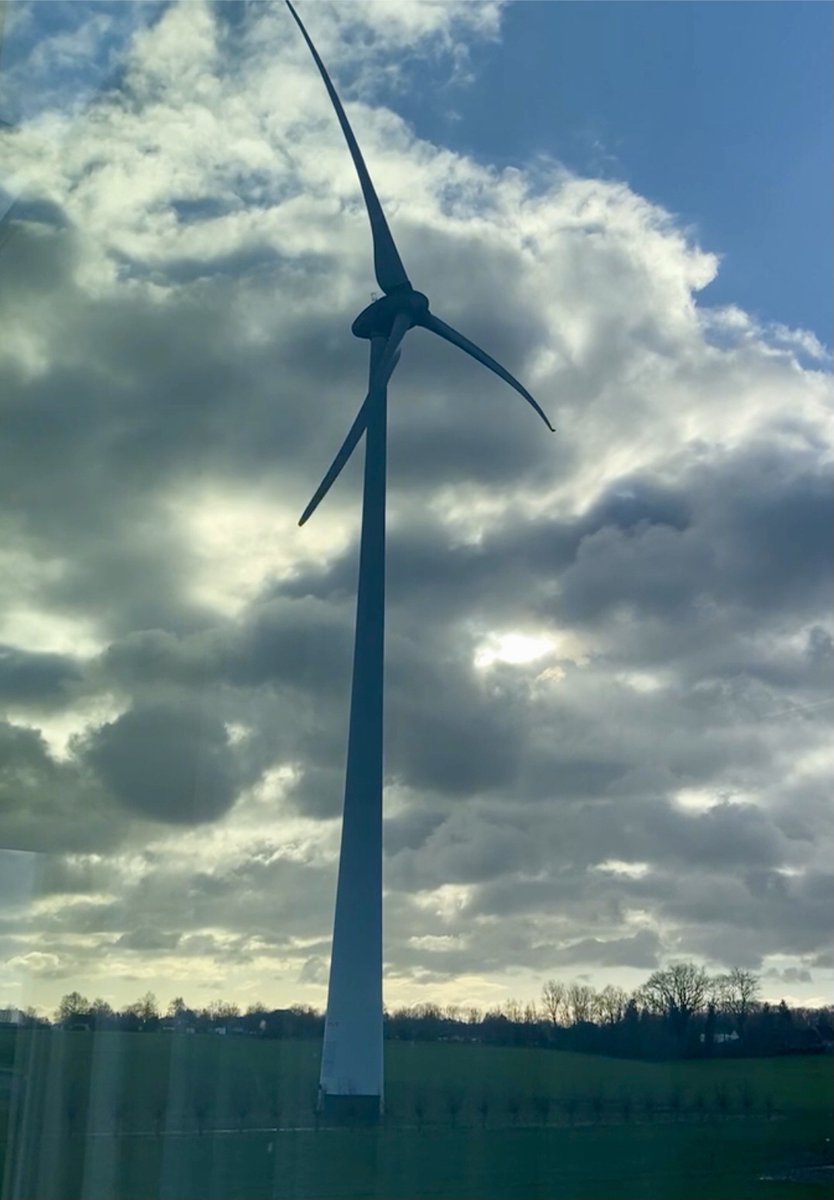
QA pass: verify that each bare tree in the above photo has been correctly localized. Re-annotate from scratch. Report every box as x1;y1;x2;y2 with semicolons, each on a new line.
642;963;710;1041
502;997;524;1023
90;998;114;1029
713;967;760;1037
56;991;89;1024
595;984;628;1025
541;980;566;1025
206;998;240;1022
126;991;159;1028
565;982;596;1025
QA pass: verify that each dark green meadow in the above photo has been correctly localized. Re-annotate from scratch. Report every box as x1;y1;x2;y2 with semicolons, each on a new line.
1;1030;831;1198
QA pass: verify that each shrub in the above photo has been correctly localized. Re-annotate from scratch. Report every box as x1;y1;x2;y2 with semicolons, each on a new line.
444;1088;464;1126
234;1089;251;1131
64;1083;83;1135
192;1092;210;1136
151;1091;168;1136
714;1085;731;1119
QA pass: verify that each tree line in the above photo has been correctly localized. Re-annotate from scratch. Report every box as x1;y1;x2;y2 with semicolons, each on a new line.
12;962;832;1061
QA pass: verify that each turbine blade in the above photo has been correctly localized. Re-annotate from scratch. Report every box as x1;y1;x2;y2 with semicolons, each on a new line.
420;312;555;432
285;0;411;296
298;402;370;528
299;316;410;526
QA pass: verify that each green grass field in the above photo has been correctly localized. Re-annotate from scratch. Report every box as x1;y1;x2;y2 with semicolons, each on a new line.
1;1030;831;1198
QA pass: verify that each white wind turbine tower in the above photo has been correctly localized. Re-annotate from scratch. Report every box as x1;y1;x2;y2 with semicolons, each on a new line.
286;1;553;1119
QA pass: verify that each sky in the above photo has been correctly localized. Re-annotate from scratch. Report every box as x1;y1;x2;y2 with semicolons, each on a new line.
0;0;832;1019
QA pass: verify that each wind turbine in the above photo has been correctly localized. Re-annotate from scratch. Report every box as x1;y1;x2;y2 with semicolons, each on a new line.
286;0;553;1119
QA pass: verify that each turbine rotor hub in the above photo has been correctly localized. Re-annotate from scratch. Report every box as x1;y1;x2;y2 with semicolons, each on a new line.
351;288;429;340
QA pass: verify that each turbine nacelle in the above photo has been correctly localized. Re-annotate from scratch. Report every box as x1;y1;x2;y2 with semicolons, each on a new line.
352;288;430;341
287;0;554;533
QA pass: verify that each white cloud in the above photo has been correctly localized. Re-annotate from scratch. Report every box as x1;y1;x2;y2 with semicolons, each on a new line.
1;0;831;1012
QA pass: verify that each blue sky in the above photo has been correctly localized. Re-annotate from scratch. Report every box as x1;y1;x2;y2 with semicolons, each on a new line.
392;1;832;350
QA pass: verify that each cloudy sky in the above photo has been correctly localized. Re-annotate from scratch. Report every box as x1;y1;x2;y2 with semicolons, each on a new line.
1;0;831;1018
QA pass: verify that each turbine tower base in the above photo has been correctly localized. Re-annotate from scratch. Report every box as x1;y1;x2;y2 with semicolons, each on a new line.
318;1091;382;1123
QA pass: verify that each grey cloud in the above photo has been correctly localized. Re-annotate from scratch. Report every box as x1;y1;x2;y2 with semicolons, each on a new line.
383;805;447;857
764;966;813;984
81;701;242;825
98;596;354;697
37;855;113;897
548;929;661;970
298;955;328;985
115;925;182;952
646;867;834;968
390;688;522;797
229;598;354;692
0;722;125;854
558;442;832;630
284;764;346;820
647;803;787;872
30;849;338;955
581;479;691;535
0;645;82;706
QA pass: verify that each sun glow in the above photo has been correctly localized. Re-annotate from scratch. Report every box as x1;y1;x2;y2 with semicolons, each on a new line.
594;859;650;879
167;485;354;617
474;631;557;670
